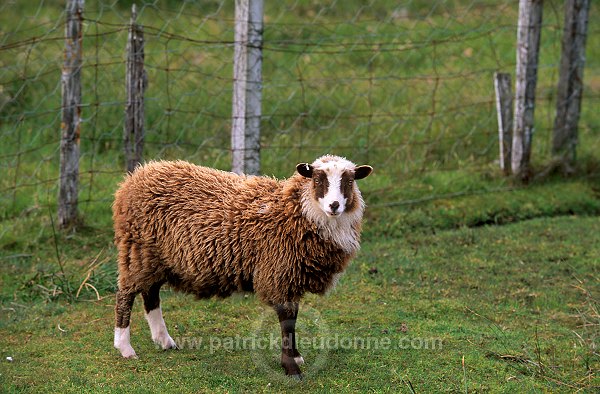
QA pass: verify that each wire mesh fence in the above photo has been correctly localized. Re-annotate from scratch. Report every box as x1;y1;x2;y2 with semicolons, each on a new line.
1;0;598;226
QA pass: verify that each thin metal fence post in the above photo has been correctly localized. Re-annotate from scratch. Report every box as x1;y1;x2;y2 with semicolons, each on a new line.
494;72;513;175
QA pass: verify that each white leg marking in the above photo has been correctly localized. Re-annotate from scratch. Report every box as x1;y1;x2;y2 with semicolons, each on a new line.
114;326;138;359
294;356;305;365
145;307;177;350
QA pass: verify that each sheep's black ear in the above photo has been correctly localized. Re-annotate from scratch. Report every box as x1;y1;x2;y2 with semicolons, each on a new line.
354;165;373;180
296;163;313;178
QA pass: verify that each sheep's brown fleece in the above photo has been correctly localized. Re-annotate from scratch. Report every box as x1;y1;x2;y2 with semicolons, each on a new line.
113;160;361;306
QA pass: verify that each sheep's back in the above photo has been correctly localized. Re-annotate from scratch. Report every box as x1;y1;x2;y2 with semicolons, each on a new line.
113;161;281;294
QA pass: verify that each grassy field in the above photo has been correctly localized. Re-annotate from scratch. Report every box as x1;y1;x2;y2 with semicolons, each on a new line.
1;0;600;392
2;0;600;219
1;212;598;392
1;174;600;392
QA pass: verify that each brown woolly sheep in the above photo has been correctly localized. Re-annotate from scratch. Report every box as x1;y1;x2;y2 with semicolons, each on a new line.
112;155;372;378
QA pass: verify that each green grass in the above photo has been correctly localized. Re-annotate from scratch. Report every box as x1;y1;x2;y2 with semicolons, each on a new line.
1;214;598;392
2;0;600;219
1;0;600;391
1;174;600;392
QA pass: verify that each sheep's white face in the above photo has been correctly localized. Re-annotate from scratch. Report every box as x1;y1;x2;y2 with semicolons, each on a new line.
297;156;372;218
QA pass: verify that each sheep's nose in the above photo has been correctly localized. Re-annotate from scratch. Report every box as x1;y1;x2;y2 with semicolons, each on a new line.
330;201;340;213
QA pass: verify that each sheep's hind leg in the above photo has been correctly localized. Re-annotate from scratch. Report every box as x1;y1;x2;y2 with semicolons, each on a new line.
114;290;138;358
142;282;177;351
275;302;303;379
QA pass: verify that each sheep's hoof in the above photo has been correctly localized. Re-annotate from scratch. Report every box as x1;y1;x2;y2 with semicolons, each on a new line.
120;350;138;359
289;374;303;382
154;334;178;350
116;345;138;359
281;354;302;377
162;338;178;350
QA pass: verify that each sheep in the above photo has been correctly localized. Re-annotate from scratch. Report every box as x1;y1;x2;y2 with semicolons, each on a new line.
112;154;373;377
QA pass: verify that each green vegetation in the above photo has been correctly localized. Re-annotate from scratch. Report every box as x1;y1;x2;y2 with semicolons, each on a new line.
2;1;599;220
1;0;599;392
1;214;598;392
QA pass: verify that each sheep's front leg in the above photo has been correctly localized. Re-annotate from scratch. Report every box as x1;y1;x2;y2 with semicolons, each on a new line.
275;302;303;379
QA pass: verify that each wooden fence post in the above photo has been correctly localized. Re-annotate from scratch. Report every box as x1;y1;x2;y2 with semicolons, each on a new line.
494;72;513;175
512;0;543;181
552;0;590;171
231;0;263;175
124;4;146;173
58;0;84;229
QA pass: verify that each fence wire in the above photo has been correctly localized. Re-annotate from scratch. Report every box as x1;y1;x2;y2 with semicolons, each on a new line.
1;0;598;224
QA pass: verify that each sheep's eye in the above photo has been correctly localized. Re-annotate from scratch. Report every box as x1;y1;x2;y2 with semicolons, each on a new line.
314;179;321;185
